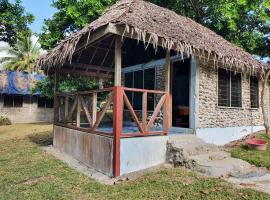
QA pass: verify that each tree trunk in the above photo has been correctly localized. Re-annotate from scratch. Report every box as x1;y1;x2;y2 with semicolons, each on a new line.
261;70;270;135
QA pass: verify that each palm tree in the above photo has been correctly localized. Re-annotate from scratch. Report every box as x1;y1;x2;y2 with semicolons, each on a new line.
0;35;42;72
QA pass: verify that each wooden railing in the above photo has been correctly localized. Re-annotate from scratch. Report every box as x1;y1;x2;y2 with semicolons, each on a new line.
54;86;170;138
54;86;170;177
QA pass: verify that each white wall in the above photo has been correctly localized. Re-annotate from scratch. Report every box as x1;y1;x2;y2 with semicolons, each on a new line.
120;136;168;175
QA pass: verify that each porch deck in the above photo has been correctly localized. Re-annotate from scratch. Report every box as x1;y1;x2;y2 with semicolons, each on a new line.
53;86;171;177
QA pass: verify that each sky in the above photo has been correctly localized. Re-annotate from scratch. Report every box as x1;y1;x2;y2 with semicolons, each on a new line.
10;0;57;34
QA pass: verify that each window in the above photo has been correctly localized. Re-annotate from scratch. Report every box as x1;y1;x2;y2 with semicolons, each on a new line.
3;95;23;107
37;97;54;108
218;68;242;107
250;76;259;108
124;68;156;110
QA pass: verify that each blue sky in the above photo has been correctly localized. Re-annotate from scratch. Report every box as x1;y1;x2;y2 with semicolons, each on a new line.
11;0;57;33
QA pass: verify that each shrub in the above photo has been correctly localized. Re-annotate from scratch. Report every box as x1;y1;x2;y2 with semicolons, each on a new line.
0;116;12;126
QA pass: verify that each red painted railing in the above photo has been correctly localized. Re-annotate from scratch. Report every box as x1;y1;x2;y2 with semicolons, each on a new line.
54;86;170;176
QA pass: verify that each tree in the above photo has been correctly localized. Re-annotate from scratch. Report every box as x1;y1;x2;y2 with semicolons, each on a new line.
39;0;116;50
0;0;34;46
148;0;270;57
0;35;42;72
40;0;270;57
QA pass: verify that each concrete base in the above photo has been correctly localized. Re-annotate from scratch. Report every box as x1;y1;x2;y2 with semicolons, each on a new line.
120;136;168;175
196;125;265;146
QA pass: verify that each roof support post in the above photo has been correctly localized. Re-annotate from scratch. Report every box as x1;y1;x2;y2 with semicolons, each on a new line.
114;36;122;86
163;50;172;132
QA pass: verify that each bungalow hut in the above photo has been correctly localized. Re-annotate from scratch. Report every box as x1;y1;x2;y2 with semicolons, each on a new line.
36;0;269;177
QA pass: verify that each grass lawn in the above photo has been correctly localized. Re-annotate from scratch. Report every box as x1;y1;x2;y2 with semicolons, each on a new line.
230;133;270;169
0;124;270;200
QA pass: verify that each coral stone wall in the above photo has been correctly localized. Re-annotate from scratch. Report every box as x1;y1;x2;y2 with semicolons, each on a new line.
198;60;265;128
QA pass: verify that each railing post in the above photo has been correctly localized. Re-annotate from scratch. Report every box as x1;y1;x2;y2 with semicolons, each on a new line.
113;86;123;177
92;92;97;127
54;94;59;124
142;92;148;133
64;95;69;120
163;93;170;135
76;94;81;127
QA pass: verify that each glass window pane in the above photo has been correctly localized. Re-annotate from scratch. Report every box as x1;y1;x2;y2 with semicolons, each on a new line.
13;95;23;107
231;72;242;107
218;69;230;107
144;68;155;110
250;76;259;108
3;95;13;107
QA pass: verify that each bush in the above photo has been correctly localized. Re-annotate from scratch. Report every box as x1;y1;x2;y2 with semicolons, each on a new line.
0;116;12;126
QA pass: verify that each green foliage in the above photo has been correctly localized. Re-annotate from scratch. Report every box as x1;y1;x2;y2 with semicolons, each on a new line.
0;35;42;72
34;75;99;99
0;0;34;46
0;116;11;126
148;0;270;57
39;0;116;50
40;0;270;57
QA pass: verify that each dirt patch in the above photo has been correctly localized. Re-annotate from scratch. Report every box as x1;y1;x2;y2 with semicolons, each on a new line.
224;131;265;148
16;176;53;185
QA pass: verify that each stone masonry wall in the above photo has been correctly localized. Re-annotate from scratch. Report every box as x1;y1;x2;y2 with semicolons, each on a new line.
0;95;53;124
198;59;264;128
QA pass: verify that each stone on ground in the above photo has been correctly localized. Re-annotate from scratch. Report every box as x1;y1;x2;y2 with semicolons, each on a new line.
167;134;270;194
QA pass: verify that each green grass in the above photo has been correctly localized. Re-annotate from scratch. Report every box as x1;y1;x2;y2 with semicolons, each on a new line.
231;134;270;169
0;124;270;200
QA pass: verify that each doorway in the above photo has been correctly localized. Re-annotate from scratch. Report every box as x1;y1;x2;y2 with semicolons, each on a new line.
171;59;190;128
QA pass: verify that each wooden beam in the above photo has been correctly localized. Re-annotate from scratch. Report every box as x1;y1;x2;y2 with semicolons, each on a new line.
142;92;148;132
64;95;69;119
74;23;116;54
66;96;78;121
92;93;97;126
76;95;81;127
79;96;92;126
60;68;112;79
123;92;144;133
114;36;122;86
92;93;113;130
163;51;171;130
147;94;166;130
101;38;115;66
113;86;123;177
63;63;114;72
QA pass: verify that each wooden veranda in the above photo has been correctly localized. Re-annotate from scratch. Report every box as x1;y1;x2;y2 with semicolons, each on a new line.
53;35;172;177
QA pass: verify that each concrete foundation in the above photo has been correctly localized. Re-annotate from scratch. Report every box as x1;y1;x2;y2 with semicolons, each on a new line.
196;125;265;146
120;136;168;175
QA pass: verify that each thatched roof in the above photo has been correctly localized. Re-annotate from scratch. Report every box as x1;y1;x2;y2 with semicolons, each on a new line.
36;0;268;74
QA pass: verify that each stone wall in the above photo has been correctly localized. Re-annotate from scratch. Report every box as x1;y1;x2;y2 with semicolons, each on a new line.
0;95;53;124
198;59;264;128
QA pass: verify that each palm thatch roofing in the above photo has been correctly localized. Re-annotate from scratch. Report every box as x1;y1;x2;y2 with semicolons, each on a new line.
36;0;268;74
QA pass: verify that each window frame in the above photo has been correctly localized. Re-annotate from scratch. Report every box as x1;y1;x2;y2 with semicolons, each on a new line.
217;68;242;108
3;94;23;108
37;96;54;108
250;76;259;109
124;67;156;111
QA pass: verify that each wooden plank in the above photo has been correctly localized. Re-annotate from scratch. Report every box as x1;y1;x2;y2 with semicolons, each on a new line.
64;95;69;119
77;95;81;127
163;50;171;130
142;92;148;132
123;87;166;94
60;68;112;79
92;93;113;130
147;94;166;130
79;96;92;126
92;92;97;126
114;36;122;86
113;86;124;177
123;92;144;133
63;63;115;72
